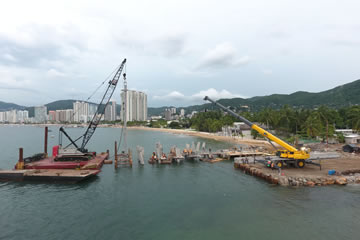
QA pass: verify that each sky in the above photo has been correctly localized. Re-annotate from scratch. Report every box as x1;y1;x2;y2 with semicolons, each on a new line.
0;0;360;107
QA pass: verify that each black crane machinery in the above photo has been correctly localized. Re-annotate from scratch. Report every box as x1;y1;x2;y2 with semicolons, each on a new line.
204;96;311;168
59;58;127;155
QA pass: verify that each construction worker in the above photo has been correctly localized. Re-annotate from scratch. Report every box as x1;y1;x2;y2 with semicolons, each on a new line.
267;160;271;168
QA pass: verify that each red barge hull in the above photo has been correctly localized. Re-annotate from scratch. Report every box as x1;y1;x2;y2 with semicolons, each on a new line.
24;152;108;170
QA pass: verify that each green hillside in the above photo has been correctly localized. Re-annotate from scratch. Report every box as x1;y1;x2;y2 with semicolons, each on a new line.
149;79;360;115
0;101;25;111
2;79;360;117
45;100;78;111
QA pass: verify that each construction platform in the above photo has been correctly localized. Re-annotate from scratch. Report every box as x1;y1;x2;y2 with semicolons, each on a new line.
24;152;108;170
0;169;100;183
233;150;360;187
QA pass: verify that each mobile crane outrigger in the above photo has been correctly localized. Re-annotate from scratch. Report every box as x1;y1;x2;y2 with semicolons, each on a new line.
204;96;310;168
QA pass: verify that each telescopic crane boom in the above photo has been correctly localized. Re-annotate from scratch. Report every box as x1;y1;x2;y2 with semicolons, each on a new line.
204;96;310;167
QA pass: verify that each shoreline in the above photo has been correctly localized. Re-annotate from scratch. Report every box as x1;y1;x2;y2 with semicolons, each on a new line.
2;123;360;187
0;123;271;147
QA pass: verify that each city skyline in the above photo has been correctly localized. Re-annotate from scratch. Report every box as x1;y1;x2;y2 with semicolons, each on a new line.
0;99;130;123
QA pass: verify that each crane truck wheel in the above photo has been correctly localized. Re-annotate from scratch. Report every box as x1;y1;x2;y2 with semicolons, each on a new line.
296;159;305;168
275;160;283;168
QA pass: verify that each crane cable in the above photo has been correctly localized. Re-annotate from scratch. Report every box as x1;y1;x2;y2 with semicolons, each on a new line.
109;64;127;160
61;64;122;147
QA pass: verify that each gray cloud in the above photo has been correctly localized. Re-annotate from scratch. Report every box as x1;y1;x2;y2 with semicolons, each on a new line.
156;35;186;58
113;32;187;58
0;24;86;68
195;42;250;70
0;86;41;93
332;40;360;47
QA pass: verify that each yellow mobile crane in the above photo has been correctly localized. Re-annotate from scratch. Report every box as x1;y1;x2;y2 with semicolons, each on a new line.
204;96;310;168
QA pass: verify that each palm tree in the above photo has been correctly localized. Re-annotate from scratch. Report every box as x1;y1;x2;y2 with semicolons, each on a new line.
303;112;323;138
346;106;360;131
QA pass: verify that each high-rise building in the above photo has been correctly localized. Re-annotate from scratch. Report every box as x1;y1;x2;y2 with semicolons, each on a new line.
180;109;185;117
0;110;29;123
88;103;97;117
121;91;147;122
164;109;172;121
0;112;4;122
104;101;116;121
7;110;17;123
34;106;47;123
17;110;29;123
65;109;74;122
104;104;111;121
73;101;89;123
53;109;74;123
48;111;56;121
170;107;176;114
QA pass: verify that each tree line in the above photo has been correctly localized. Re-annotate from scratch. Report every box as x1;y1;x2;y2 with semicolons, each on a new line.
189;105;360;141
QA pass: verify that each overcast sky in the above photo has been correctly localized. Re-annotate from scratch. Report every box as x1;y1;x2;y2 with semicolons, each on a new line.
0;0;359;107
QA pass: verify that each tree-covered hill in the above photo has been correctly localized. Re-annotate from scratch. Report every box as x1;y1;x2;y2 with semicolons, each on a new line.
154;79;360;115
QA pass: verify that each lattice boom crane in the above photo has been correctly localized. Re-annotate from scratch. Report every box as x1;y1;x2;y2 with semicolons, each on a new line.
60;58;126;153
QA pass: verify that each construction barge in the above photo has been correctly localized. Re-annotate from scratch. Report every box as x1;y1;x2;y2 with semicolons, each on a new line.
0;59;127;183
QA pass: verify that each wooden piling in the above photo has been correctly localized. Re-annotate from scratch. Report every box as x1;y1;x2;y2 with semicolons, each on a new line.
129;149;132;167
19;148;23;163
16;148;24;170
114;141;118;169
44;126;48;157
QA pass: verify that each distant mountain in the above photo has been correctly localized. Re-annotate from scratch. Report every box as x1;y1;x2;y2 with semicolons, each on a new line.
45;100;78;111
0;101;25;111
2;79;360;117
148;79;360;115
148;106;176;116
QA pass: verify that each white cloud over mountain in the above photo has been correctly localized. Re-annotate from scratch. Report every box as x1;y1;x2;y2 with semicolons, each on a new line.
153;88;245;106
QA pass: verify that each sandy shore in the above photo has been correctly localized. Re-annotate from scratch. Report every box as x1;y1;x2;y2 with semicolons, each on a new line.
127;126;271;147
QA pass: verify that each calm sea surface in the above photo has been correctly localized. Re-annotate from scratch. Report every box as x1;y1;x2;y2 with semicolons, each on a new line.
0;125;359;240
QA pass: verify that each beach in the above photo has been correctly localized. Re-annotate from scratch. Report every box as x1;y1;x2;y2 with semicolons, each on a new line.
127;126;271;147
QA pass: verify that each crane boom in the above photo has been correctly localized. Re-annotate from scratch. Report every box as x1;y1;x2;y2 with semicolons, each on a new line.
204;96;310;161
79;58;127;152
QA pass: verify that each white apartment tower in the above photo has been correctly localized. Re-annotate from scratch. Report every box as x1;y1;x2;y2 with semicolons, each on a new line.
34;106;47;123
73;101;89;123
104;101;116;121
121;90;147;122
